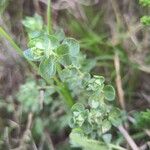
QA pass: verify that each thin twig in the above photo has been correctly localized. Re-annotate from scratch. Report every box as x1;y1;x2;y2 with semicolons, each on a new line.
114;52;126;110
33;0;41;14
145;130;150;137
124;15;141;52
32;141;38;150
51;108;65;118
26;113;33;130
4;127;11;150
114;53;129;150
118;125;139;150
12;113;33;150
39;90;44;110
38;135;45;150
45;131;55;150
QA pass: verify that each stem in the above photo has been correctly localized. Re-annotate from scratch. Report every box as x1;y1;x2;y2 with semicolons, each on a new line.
0;27;23;55
59;82;74;108
0;27;38;71
38;73;73;108
47;0;52;34
118;125;139;150
48;0;75;108
55;64;74;108
45;131;55;150
109;143;126;150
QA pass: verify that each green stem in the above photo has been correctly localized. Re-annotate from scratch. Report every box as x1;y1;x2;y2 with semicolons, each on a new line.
108;144;126;150
54;77;74;108
0;27;38;71
0;27;23;55
46;0;73;108
55;64;74;108
47;0;52;34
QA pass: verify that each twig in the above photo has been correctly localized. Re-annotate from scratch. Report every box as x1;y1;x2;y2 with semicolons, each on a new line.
33;0;41;15
12;113;33;150
38;135;45;150
124;15;141;52
140;141;150;150
51;108;65;118
4;127;11;150
114;53;129;150
110;0;122;27
26;113;33;130
145;130;150;137
118;125;139;150
45;131;55;150
32;141;38;150
114;52;126;110
39;90;44;110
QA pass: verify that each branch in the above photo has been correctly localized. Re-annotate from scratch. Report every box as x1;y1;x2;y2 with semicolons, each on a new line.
118;125;139;150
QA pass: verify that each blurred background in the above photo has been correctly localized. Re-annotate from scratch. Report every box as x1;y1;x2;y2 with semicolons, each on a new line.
0;0;150;150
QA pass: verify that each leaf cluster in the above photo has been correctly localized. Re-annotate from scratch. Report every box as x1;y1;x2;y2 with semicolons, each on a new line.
22;14;122;149
23;15;81;81
139;0;150;25
134;109;150;129
141;16;150;25
139;0;150;6
69;75;122;141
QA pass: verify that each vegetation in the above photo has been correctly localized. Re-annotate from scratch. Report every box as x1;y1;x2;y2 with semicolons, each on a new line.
0;0;150;150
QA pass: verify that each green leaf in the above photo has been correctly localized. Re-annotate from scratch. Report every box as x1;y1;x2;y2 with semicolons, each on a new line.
109;108;122;127
56;44;69;56
39;57;56;80
45;35;59;58
24;48;42;61
139;0;150;7
94;75;105;85
59;54;72;66
54;28;65;42
102;134;112;144
22;13;43;32
63;38;80;56
102;119;111;133
103;85;115;101
24;49;35;61
88;99;99;108
82;122;92;134
134;109;150;129
28;31;41;39
34;118;44;135
17;79;40;112
71;103;85;112
141;16;150;26
48;35;59;50
70;130;108;150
